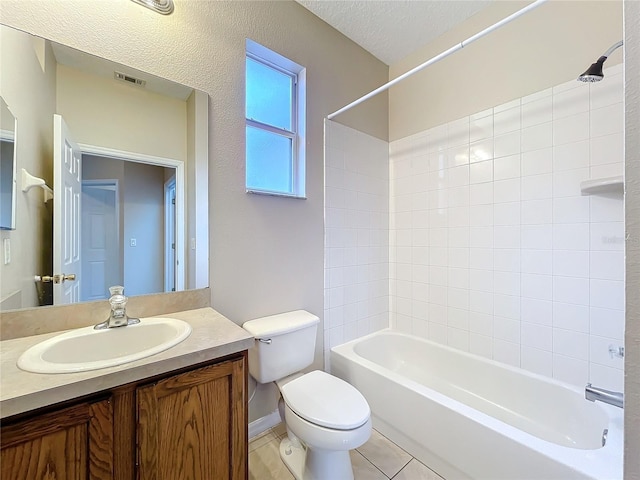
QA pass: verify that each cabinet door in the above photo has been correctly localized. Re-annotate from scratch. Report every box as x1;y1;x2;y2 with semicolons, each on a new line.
1;398;113;479
137;358;246;480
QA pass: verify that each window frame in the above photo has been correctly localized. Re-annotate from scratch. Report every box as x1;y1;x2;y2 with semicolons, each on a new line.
245;40;306;198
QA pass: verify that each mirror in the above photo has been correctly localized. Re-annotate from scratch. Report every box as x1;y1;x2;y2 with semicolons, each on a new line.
0;24;208;311
0;97;17;230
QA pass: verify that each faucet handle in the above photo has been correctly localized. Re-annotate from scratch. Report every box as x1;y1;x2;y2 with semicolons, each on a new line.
109;285;125;296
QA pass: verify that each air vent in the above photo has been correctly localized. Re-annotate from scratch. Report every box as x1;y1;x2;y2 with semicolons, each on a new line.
114;71;146;87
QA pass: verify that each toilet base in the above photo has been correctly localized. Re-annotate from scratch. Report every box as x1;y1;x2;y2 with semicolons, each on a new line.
279;437;355;480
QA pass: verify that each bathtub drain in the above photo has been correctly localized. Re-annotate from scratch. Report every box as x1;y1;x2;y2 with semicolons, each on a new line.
602;428;608;447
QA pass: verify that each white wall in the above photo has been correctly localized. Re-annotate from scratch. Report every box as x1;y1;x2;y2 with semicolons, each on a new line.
0;25;56;309
324;120;389;369
389;65;624;390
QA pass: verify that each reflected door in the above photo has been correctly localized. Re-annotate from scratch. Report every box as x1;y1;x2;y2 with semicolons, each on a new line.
81;182;120;301
53;114;81;305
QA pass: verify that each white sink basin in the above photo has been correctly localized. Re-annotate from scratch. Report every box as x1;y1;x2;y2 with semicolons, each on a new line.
17;318;192;374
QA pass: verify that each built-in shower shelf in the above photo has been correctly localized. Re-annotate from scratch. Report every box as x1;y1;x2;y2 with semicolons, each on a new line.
580;176;624;195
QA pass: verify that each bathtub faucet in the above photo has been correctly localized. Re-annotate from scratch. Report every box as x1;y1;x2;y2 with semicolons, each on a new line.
585;383;623;409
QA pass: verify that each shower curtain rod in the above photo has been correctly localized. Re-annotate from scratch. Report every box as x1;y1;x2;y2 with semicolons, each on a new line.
327;0;549;120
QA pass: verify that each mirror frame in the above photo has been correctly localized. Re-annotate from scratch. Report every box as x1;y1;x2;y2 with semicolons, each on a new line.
0;97;18;231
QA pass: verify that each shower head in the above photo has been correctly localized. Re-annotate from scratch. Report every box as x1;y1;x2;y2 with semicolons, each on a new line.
578;40;623;82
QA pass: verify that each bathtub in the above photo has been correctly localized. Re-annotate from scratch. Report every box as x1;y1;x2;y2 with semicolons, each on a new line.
330;330;623;480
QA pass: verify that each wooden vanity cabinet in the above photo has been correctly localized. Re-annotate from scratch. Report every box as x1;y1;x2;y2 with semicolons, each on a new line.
0;397;114;479
1;354;247;480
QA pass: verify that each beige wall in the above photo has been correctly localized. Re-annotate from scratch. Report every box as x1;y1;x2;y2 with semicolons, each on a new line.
56;64;187;161
389;1;623;141
0;25;56;309
1;0;389;419
624;1;640;478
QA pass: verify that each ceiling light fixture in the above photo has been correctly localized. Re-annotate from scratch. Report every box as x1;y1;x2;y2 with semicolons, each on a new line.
131;0;174;15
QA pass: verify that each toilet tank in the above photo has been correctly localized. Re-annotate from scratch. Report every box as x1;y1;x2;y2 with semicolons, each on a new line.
242;310;319;384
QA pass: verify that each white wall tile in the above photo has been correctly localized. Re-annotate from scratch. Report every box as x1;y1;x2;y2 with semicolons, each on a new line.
552;197;590;224
493;339;520;367
553;328;588;360
494;154;521;180
521;346;552;376
493;202;520;226
552;276;589;306
552;250;589;278
522;123;552;152
521;174;552;200
470;160;493;184
522;148;552;176
521;273;553;300
521;249;552;275
590;196;624;223
521;273;553;301
552;301;589;333
494;131;521;158
590;279;624;310
521;322;552;350
553;112;589;145
522;199;552;225
494;178;521;203
521;297;552;326
470;115;493;143
385;71;623;389
522;96;552;128
590;132;623;166
590;307;624;340
590;73;623;110
521;225;552;250
552;168;590;198
553;140;589;171
553;354;588;387
553;84;589;119
590;363;624;392
494;248;520;272
494;106;521;136
590;251;624;280
590;102;623;138
590;222;625;251
470;139;494;163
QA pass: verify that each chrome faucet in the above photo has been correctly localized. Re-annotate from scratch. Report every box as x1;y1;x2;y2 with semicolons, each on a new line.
585;383;623;409
94;286;140;329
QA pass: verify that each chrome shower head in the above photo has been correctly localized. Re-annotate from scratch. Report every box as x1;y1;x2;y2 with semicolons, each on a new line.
577;41;623;83
578;56;607;82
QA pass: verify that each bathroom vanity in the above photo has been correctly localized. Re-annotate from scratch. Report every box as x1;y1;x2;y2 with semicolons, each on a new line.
0;307;254;480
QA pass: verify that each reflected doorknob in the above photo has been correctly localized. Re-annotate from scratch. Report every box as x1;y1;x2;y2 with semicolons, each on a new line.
35;273;77;284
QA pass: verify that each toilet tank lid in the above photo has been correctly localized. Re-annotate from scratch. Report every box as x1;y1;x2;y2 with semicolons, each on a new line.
242;310;319;338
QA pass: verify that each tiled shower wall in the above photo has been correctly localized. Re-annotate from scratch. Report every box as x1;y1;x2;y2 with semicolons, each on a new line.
389;64;624;390
324;120;389;370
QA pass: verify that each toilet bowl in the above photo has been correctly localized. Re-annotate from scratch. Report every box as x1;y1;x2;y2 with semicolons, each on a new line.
242;311;372;480
278;370;371;480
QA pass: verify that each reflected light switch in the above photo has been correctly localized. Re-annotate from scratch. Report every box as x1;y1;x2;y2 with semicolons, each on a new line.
130;238;137;247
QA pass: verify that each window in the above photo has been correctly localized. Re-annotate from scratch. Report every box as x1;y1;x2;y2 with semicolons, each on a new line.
245;40;305;197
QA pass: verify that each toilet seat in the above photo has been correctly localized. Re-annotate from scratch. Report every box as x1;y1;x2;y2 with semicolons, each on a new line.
280;370;370;430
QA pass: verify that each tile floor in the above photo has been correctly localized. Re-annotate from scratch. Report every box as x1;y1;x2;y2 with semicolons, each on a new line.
249;424;444;480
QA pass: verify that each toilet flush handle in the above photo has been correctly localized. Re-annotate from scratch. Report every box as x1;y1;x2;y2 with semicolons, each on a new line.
258;338;272;344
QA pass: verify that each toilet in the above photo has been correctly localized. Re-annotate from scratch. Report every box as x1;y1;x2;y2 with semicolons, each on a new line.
243;310;371;480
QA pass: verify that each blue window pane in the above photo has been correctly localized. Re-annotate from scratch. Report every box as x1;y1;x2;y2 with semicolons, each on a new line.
246;126;293;193
246;57;293;131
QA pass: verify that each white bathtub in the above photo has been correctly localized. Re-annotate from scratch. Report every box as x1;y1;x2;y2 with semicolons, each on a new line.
330;330;623;480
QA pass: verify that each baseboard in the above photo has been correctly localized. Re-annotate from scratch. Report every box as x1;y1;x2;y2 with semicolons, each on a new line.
249;409;282;439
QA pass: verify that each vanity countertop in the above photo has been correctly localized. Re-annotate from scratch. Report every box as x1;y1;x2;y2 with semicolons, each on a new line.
0;307;254;419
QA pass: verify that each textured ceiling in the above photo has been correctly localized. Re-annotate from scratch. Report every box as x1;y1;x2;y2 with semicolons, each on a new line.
296;0;492;65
